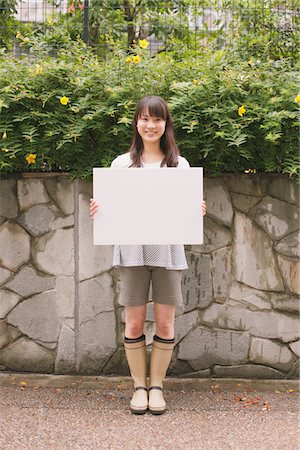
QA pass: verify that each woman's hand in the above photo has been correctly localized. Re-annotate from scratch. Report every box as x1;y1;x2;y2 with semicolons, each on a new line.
201;200;206;216
90;198;99;220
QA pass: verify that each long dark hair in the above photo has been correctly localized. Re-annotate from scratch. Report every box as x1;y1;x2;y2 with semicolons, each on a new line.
128;96;180;167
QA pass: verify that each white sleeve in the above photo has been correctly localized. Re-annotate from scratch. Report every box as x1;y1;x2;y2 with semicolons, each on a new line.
110;153;131;168
110;157;119;168
178;156;190;168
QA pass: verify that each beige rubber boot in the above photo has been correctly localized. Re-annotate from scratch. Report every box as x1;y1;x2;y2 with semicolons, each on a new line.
124;336;148;414
148;336;175;415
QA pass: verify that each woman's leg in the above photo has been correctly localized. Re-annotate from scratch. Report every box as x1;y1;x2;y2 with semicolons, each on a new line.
154;303;176;339
119;266;151;414
125;305;147;338
123;304;148;414
149;303;176;414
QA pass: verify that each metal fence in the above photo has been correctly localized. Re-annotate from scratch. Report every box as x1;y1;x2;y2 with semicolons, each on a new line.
1;1;299;59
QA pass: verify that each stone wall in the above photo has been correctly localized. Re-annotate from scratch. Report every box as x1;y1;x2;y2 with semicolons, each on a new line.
0;174;299;378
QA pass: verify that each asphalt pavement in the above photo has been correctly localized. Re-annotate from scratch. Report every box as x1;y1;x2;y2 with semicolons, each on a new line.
0;373;299;450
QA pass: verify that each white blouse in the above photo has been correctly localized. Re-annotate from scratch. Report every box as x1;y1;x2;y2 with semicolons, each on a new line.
111;152;189;270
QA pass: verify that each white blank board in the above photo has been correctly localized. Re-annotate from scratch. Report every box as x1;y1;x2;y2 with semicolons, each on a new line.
93;167;203;245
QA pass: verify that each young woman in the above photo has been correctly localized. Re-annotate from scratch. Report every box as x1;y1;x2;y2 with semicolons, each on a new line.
90;95;206;415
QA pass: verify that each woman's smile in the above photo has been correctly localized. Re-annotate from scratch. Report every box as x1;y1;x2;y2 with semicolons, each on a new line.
137;111;166;143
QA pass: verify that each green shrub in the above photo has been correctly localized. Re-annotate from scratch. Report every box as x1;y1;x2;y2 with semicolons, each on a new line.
0;38;298;179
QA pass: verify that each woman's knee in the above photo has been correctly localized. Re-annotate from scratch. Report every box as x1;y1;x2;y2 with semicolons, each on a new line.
125;305;146;338
155;321;174;337
154;304;175;338
125;322;145;337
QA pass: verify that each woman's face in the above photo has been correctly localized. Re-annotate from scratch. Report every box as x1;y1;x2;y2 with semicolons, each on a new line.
136;109;166;145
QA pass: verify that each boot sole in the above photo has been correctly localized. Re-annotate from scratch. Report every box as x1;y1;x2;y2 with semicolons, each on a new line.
148;408;166;415
130;408;148;415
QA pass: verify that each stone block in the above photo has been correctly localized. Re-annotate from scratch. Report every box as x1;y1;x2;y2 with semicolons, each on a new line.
0;320;11;349
212;247;232;302
182;252;213;312
201;303;299;343
7;291;61;345
55;277;75;323
50;215;74;231
174;310;199;343
79;273;114;319
0;222;30;271
229;282;272;311
6;265;55;297
55;324;76;373
102;347;129;375
32;228;74;276
17;204;56;236
45;178;74;215
191;217;231;254
269;176;299;205
17;179;50;211
233;212;284;291
213;364;286;379
230;192;261;213
146;302;155;322
275;231;300;258
0;336;54;372
78;311;117;374
78;193;113;281
277;255;300;295
177;327;250;370
0;291;21;319
287;360;300;379
229;283;298;314
289;340;300;357
0;267;13;287
7;324;22;341
145;321;156;346
0;179;18;218
252;196;299;240
271;295;300;314
173;366;211;378
224;175;269;197
204;178;233;226
249;337;295;371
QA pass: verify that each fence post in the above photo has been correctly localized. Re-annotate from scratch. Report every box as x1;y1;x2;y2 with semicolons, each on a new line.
83;0;89;45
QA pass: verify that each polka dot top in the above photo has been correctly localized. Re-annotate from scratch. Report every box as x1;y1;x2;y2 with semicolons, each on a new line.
111;152;189;270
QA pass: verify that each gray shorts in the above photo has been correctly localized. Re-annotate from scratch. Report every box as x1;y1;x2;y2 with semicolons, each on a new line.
118;266;183;307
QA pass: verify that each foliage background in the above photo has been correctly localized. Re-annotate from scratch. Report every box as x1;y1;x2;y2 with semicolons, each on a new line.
0;1;299;179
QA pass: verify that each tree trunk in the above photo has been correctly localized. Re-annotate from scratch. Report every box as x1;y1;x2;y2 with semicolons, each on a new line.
123;0;135;49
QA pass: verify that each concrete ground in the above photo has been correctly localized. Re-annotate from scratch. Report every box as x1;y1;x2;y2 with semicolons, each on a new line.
0;373;299;450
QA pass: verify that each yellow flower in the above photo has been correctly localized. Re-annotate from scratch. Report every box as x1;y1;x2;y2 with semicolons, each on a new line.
35;64;43;75
2;131;7;140
2;148;9;152
294;94;300;103
60;96;69;105
238;105;246;116
247;60;253;67
125;56;133;63
192;80;200;85
139;39;149;49
132;55;141;64
25;154;37;164
16;31;22;39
